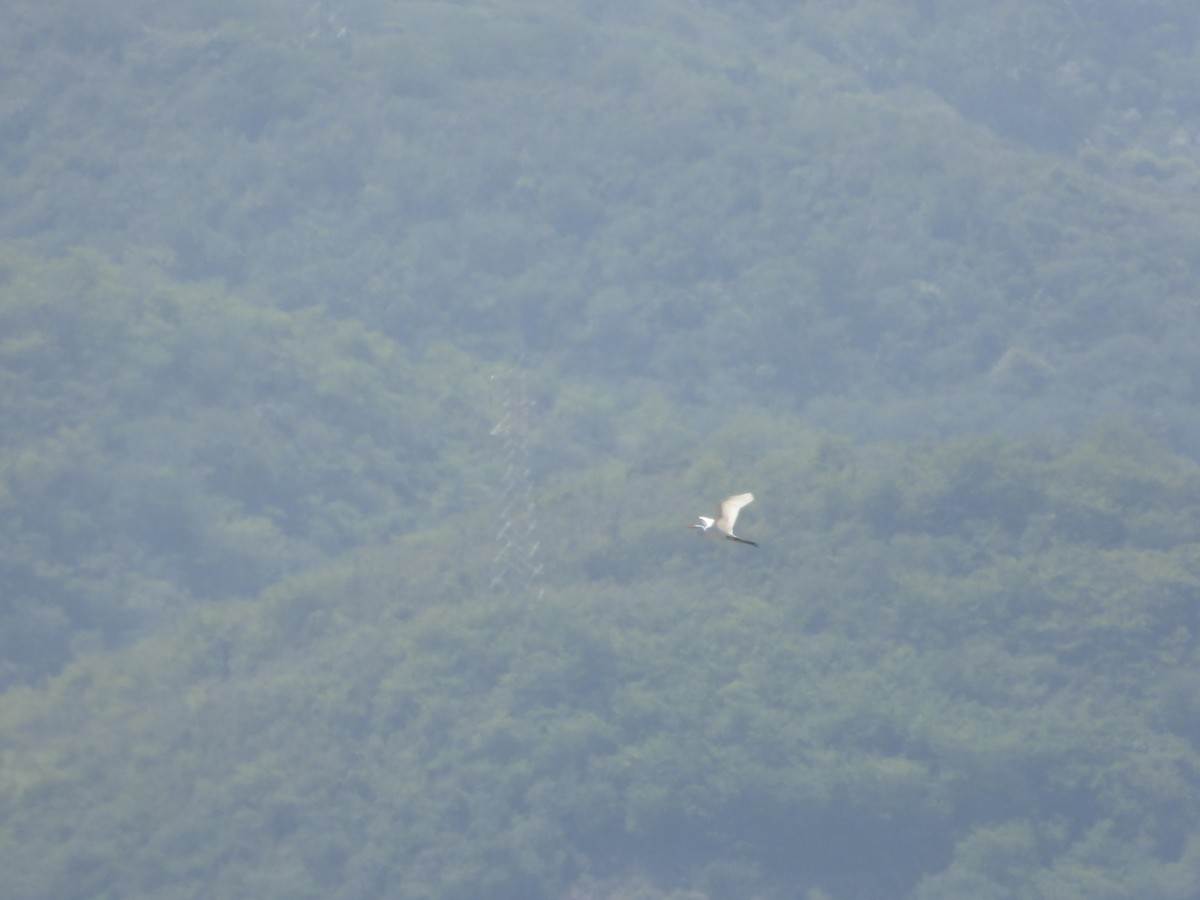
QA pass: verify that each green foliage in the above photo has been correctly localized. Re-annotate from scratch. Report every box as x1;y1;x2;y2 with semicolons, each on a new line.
0;244;496;683
4;430;1200;897
5;0;1200;896
4;0;1200;451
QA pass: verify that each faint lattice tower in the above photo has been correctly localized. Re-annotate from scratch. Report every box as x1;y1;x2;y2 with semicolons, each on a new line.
489;359;544;600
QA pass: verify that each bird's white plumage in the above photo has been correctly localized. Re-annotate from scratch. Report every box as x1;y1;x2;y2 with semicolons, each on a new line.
715;492;754;534
689;492;757;546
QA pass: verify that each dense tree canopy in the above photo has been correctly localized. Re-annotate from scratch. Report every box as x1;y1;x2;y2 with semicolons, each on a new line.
3;0;1200;896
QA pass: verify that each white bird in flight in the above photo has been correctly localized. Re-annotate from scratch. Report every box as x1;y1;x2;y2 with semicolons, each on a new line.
688;492;758;547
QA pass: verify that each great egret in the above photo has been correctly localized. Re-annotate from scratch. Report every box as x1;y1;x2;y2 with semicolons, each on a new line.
688;492;757;547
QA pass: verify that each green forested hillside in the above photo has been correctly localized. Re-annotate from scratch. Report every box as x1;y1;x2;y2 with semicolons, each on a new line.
7;0;1200;444
6;430;1200;898
0;245;494;684
3;0;1200;897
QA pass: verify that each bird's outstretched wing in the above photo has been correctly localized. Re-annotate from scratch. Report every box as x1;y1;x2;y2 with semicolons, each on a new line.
716;492;754;532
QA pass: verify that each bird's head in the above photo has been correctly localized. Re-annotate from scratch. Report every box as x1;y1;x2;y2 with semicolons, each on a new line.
688;516;714;532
